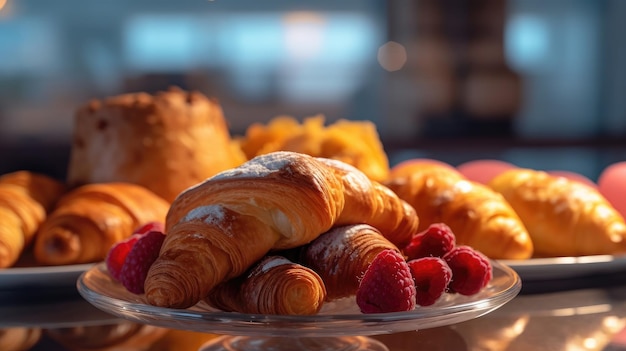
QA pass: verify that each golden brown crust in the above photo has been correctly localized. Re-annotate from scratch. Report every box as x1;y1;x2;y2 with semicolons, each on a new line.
385;163;533;260
300;224;399;300
318;158;419;247
145;151;419;309
489;168;626;257
34;182;169;265
0;171;66;268
206;256;327;315
66;87;246;202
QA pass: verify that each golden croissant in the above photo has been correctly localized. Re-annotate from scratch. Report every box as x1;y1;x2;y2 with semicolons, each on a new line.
145;151;419;308
489;168;626;257
205;255;326;315
384;163;533;260
0;171;66;268
300;224;399;300
34;182;169;265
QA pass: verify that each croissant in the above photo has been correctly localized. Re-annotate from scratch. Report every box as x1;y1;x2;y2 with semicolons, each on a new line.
300;224;399;300
489;168;626;257
384;163;533;260
34;182;169;265
0;171;66;268
205;255;326;315
145;151;419;308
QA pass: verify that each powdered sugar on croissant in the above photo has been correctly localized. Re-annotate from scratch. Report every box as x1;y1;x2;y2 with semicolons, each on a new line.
145;151;418;308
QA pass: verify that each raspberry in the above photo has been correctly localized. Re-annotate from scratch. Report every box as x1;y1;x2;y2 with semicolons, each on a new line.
402;223;456;260
105;235;140;281
104;221;164;282
444;246;492;296
119;231;166;294
356;249;416;313
407;257;452;306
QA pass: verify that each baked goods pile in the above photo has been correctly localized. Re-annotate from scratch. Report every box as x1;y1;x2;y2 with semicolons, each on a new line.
2;86;625;316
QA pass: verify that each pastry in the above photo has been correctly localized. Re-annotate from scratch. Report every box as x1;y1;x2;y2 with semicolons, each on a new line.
0;171;66;268
144;151;419;308
66;87;247;202
489;168;626;257
34;182;169;265
206;256;326;315
318;158;419;247
237;115;391;182
385;162;533;259
300;224;399;300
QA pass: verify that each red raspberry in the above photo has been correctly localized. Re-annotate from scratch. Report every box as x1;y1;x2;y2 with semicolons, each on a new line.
407;257;452;306
104;221;164;282
105;235;140;281
444;246;492;296
356;249;416;313
402;223;456;260
119;231;166;294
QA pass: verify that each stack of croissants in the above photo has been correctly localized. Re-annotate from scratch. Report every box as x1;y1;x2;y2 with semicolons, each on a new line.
2;87;626;317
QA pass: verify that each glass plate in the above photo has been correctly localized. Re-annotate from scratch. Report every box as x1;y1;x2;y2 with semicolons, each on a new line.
77;261;521;338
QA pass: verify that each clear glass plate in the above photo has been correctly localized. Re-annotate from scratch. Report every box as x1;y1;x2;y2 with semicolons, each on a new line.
77;261;521;338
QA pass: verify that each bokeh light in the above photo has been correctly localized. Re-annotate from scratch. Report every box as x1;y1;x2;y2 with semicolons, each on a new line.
377;41;407;72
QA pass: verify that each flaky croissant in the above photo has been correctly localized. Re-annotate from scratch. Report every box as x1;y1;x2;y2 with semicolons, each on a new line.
300;224;399;300
385;163;533;260
489;168;626;257
145;151;419;308
0;171;66;268
34;182;169;265
205;256;326;315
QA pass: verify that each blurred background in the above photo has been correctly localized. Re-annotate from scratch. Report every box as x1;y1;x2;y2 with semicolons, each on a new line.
0;0;624;180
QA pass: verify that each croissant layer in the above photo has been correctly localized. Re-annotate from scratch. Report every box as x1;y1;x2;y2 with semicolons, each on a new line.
206;256;327;315
385;164;533;260
34;182;169;265
489;168;626;257
301;224;399;300
0;171;66;268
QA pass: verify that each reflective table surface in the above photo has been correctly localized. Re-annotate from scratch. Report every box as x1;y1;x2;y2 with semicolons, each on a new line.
4;273;626;351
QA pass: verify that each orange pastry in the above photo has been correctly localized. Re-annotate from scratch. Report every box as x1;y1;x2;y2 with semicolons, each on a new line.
0;171;66;268
206;255;326;315
238;115;390;182
300;224;399;300
66;87;246;202
144;151;419;309
490;168;626;257
385;162;533;259
34;182;169;265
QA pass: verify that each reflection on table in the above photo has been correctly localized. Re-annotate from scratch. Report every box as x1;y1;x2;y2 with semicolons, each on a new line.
4;282;626;351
